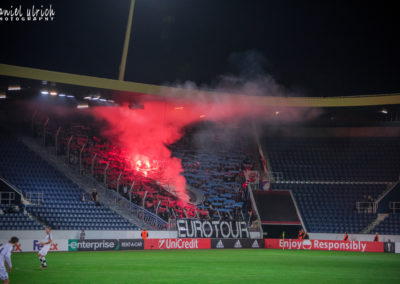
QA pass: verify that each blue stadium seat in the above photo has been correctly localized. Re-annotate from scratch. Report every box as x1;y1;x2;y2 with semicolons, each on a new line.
0;133;140;231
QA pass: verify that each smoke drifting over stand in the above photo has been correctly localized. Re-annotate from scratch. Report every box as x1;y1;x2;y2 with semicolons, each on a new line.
91;99;264;201
17;51;320;203
91;53;321;202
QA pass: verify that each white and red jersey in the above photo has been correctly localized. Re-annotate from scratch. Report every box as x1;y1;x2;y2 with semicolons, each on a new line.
0;243;13;269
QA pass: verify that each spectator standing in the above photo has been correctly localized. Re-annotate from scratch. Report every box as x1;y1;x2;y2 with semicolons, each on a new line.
298;229;305;239
80;230;86;240
91;189;98;202
5;205;17;214
18;201;25;212
373;232;380;242
141;229;148;239
203;199;211;208
385;239;395;253
248;210;256;225
367;195;374;213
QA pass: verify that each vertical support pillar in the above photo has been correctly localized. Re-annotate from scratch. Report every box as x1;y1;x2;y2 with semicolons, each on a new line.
55;127;61;155
104;161;110;186
66;135;73;163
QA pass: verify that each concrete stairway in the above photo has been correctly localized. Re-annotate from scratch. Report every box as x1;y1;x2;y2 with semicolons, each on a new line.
19;136;154;230
361;213;389;234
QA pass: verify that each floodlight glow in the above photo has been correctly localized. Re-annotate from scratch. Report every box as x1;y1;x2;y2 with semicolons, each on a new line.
77;103;89;109
59;93;66;97
381;109;388;114
107;100;115;103
41;90;49;95
0;94;6;99
84;96;91;100
92;97;99;100
67;95;75;98
8;85;21;91
50;91;58;96
99;98;106;102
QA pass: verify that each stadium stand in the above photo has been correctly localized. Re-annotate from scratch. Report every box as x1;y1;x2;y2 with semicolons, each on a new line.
262;134;400;234
264;137;400;182
14;103;400;235
373;214;400;235
271;183;386;233
169;124;255;221
0;130;139;230
0;204;43;230
33;112;256;223
59;124;199;221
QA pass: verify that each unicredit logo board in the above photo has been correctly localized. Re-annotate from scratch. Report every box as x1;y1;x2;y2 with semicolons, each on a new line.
264;239;384;253
144;239;211;250
177;219;250;238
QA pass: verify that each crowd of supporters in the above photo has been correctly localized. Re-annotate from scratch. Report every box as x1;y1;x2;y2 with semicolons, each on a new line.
31;112;255;224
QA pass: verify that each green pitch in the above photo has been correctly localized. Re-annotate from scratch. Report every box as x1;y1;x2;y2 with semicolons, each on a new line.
10;249;400;283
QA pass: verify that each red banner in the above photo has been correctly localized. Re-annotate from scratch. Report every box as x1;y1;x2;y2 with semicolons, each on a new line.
144;238;211;250
265;239;384;252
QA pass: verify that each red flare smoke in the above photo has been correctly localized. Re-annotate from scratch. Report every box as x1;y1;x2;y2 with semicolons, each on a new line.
91;98;258;202
91;96;312;203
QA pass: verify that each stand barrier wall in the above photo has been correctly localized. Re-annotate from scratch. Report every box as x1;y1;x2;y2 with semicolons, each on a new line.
2;237;397;253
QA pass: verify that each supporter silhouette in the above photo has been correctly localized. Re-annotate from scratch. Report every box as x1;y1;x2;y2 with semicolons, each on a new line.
80;230;86;240
91;189;98;202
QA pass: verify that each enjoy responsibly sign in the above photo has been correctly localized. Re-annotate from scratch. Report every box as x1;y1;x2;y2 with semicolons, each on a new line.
265;239;384;253
177;219;250;238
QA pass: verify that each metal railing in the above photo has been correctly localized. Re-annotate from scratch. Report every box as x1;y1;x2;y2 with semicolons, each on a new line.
25;192;44;205
389;201;400;213
0;177;24;205
268;172;283;182
289;189;307;232
168;218;177;231
247;186;264;235
0;192;15;206
376;181;399;203
107;190;168;230
356;201;376;213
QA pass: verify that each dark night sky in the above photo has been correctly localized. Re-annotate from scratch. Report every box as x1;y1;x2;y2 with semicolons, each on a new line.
1;0;400;97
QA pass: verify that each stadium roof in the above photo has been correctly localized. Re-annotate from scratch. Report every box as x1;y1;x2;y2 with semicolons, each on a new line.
0;63;399;107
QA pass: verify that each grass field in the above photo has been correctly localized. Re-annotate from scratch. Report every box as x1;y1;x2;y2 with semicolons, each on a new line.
9;249;400;283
